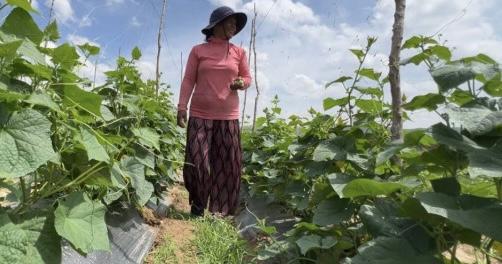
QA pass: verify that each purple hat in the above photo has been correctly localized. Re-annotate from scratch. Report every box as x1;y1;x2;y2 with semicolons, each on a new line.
201;6;247;36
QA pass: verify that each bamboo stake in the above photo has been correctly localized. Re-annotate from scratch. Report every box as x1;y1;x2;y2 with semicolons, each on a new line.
155;0;168;96
241;10;256;131
251;4;259;133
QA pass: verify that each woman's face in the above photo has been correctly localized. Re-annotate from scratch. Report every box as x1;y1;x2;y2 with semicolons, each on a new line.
217;16;237;39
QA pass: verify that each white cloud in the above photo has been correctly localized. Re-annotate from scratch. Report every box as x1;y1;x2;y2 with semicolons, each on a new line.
207;0;502;128
209;0;243;9
130;16;142;27
67;34;100;47
45;0;74;23
79;14;93;27
106;0;125;6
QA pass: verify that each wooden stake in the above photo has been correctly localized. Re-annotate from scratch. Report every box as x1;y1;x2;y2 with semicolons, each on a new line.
251;4;260;133
389;0;406;142
241;10;257;131
156;0;168;96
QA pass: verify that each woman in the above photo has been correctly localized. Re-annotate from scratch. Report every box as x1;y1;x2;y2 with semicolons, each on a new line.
177;6;252;217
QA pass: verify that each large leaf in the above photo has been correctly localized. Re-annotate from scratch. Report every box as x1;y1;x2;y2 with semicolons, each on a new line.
327;173;355;198
343;179;405;198
53;43;80;69
359;200;435;252
132;127;160;151
61;85;103;118
1;8;43;44
15;210;61;264
323;97;348;111
6;0;36;12
355;99;382;114
120;157;153;206
431;123;502;178
295;235;337;255
342;237;440;264
25;91;61;112
416;192;502;241
54;192;110;254
0;40;23;61
313;136;354;161
313;197;355;226
0;214;29;263
431;62;499;92
79;126;110;163
403;93;445;111
0;107;55;178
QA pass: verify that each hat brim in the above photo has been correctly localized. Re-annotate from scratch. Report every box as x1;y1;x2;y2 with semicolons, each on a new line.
201;12;247;36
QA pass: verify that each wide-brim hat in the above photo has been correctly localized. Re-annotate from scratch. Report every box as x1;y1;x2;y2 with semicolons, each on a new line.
201;6;247;36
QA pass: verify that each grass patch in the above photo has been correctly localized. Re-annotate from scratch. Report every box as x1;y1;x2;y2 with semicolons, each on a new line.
192;217;256;264
149;236;177;264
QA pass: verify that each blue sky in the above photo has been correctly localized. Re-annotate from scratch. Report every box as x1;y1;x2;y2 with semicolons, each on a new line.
8;0;502;128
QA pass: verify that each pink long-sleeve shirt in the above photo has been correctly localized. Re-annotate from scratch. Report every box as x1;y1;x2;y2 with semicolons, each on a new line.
177;37;252;120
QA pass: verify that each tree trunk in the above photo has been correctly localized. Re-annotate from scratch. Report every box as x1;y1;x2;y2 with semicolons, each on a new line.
389;0;406;141
251;4;260;133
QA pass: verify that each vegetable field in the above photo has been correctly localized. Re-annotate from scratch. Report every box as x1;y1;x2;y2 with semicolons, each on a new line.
0;1;502;264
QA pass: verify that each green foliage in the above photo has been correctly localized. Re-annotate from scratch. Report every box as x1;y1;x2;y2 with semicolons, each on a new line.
0;8;183;258
243;36;502;263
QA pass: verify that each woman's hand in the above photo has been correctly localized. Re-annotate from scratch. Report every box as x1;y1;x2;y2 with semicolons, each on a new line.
177;110;187;128
230;77;245;90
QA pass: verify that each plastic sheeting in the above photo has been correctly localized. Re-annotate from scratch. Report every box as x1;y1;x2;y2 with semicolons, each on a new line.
62;203;157;264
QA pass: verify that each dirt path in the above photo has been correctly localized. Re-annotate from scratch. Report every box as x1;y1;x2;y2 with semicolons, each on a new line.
145;185;198;264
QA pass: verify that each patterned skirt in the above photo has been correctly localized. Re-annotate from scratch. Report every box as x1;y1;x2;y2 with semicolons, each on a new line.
182;117;242;216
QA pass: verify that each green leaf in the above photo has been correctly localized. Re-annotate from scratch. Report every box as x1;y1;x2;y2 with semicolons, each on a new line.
78;43;100;56
52;43;80;69
6;0;36;12
358;68;381;81
401;36;422;49
343;179;405;198
449;89;474;106
355;99;382;114
416;192;502;241
54;192;110;254
482;75;502;97
79;126;110;163
376;145;402;166
295;235;337;255
343;237;440;264
43;21;60;42
323;97;348;111
350;49;364;61
61;85;103;118
325;76;352;88
313;136;354;161
132;46;142;60
120;157;153;206
432;62;499;92
313;197;355;226
0;107;55;178
445;106;501;136
15;210;61;264
430;177;461;196
24;91;61;112
0;90;25;102
402;93;445;111
0;214;29;263
132;127;160;151
327;173;355;198
1;8;42;44
19;39;46;65
0;40;23;60
359;200;435;252
430;46;452;61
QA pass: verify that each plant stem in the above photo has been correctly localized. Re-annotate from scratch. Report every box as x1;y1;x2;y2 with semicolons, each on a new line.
495;178;502;201
20;177;28;205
